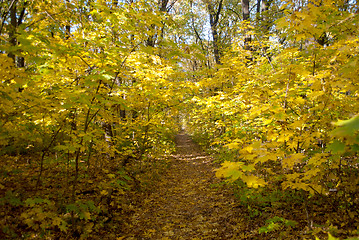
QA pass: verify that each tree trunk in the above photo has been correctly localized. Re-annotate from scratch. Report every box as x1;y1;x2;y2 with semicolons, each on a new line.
146;0;169;47
8;1;26;68
65;0;71;40
159;0;170;12
256;0;261;16
8;3;17;63
209;13;221;64
242;0;251;49
242;0;250;21
207;0;223;65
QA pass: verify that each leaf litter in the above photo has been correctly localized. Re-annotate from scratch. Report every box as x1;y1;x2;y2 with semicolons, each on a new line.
120;131;246;239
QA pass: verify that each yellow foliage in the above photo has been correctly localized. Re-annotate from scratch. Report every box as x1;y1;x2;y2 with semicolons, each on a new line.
241;175;266;188
186;0;359;196
215;161;243;182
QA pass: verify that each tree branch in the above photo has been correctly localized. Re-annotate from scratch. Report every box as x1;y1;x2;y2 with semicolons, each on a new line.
0;0;17;35
214;0;224;25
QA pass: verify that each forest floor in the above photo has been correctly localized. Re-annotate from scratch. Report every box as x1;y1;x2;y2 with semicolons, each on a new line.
120;131;254;239
2;131;346;239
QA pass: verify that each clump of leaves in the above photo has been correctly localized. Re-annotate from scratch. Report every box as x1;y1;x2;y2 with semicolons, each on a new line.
259;216;298;234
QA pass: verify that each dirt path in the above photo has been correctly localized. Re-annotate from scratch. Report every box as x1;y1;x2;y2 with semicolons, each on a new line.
122;131;245;239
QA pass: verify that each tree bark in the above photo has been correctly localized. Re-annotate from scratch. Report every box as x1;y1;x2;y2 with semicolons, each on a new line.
159;0;170;12
242;0;250;21
8;1;26;68
207;0;223;65
242;0;251;49
146;0;170;47
256;0;261;16
8;2;17;63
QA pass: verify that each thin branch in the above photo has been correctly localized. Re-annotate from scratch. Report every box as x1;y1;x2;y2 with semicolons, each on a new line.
17;0;27;26
191;15;205;51
227;7;241;19
214;0;224;25
36;118;66;189
167;0;178;12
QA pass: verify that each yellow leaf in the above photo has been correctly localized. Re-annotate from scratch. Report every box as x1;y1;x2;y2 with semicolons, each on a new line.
251;141;262;149
52;217;62;226
256;153;277;163
290;120;304;129
295;97;306;105
242;146;253;153
108;173;116;179
308;153;327;166
308;90;324;99
37;212;46;221
215;161;243;182
244;154;257;161
83;211;91;220
225;142;240;150
283;153;305;168
278;134;290;142
241;175;266;188
100;190;108;195
276;17;288;29
263;119;272;125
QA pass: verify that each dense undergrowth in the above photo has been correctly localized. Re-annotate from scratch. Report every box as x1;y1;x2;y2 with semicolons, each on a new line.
1;152;175;239
0;1;184;238
1;0;359;239
184;2;359;238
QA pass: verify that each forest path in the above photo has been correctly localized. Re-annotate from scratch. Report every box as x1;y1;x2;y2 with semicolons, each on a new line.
122;130;245;239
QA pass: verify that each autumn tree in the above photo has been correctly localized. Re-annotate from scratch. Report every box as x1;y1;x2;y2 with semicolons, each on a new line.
185;0;359;237
1;0;358;238
0;0;186;238
1;0;27;67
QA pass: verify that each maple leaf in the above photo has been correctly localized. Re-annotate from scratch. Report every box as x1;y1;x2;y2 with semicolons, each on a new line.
241;175;266;188
215;161;243;181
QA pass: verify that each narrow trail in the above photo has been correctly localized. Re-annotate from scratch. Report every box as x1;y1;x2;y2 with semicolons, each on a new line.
123;131;246;239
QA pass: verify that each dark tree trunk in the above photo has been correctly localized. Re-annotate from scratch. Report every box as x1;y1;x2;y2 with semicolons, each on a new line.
17;4;26;68
242;0;250;20
209;15;220;64
8;3;17;62
65;0;71;40
159;0;169;12
146;0;170;47
207;0;223;65
257;0;261;16
241;0;251;49
8;1;27;68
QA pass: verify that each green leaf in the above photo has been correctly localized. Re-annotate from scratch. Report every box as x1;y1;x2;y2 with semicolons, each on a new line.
328;233;339;240
241;164;255;171
66;203;78;212
326;140;346;154
79;211;91;220
351;144;359;152
332;116;359;137
102;74;113;80
215;161;243;182
4;191;23;206
334;116;359;127
58;221;68;232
